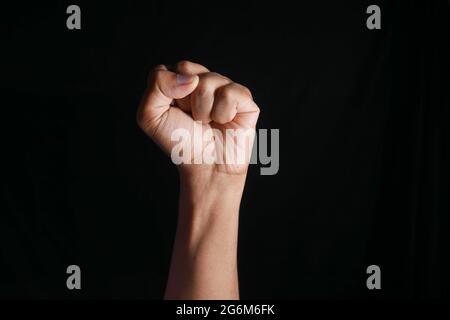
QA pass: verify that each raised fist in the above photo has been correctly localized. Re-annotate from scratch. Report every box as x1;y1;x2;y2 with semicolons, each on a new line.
137;61;260;175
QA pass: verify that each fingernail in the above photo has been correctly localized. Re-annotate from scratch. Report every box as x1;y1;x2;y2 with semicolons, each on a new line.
176;74;195;85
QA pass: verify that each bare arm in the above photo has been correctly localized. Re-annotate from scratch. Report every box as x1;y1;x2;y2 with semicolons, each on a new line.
165;171;245;299
137;60;259;300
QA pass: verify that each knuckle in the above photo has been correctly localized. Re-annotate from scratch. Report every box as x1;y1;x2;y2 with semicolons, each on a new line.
176;60;192;71
232;83;252;100
207;71;221;78
209;72;231;83
240;84;253;98
196;81;214;98
154;64;166;71
218;85;235;102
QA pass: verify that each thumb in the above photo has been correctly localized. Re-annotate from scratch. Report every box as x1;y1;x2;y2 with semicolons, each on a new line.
146;68;199;108
137;66;198;138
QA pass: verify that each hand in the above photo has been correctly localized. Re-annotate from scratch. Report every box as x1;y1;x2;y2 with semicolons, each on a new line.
137;60;260;176
137;61;259;300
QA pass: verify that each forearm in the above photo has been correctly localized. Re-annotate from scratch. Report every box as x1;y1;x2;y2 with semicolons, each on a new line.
164;169;246;300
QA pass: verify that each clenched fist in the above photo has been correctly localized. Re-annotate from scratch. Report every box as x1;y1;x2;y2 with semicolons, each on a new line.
137;60;260;175
137;61;259;300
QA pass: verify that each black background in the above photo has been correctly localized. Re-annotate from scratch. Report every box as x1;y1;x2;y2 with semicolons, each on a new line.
1;0;449;299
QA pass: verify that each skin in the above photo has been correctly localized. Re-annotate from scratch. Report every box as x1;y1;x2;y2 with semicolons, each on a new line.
137;60;260;300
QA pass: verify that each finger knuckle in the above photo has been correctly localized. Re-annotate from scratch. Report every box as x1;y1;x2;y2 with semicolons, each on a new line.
218;85;235;102
240;84;253;98
176;60;192;71
196;81;214;98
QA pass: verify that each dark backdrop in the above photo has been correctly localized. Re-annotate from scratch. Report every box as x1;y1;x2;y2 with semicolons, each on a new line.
1;1;449;299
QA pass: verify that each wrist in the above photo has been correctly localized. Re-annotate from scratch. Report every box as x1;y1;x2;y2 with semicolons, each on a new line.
179;167;246;212
176;167;246;250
